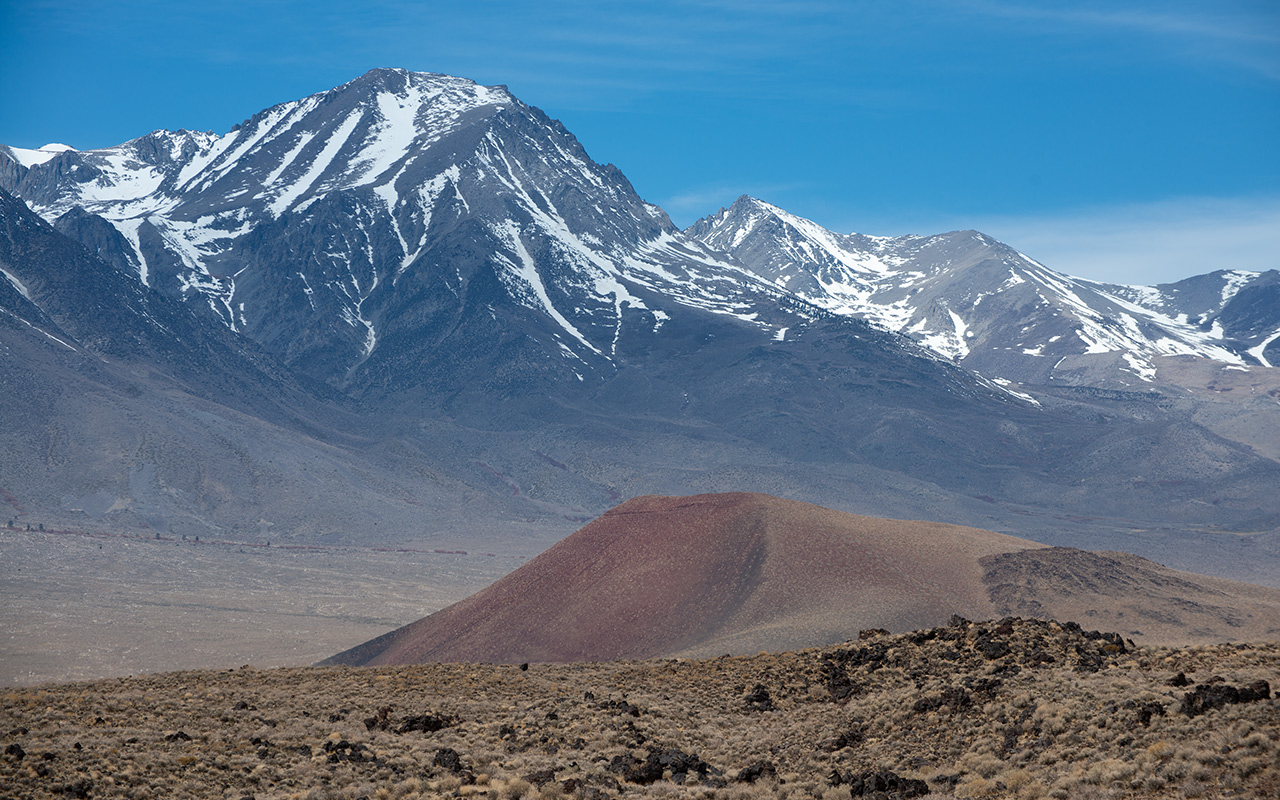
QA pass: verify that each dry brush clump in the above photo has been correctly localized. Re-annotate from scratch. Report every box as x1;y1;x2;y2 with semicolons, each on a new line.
2;617;1276;800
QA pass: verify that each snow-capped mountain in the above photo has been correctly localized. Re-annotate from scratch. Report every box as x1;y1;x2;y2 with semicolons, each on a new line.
1;69;800;394
6;70;1272;395
688;196;1278;386
6;68;1280;583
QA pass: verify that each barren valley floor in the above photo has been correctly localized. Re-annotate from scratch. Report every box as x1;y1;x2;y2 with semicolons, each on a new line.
0;528;520;686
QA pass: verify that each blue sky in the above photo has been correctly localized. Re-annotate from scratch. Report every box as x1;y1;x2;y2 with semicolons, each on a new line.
2;0;1277;284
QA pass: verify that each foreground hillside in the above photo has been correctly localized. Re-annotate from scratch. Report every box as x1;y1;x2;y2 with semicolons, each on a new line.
3;618;1276;800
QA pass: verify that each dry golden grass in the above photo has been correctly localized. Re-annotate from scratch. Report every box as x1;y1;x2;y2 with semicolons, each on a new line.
2;618;1276;799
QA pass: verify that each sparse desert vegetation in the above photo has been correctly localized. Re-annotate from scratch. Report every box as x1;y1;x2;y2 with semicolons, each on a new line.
3;617;1276;799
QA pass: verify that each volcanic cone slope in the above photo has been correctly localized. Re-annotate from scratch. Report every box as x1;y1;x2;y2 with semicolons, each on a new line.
324;493;1046;665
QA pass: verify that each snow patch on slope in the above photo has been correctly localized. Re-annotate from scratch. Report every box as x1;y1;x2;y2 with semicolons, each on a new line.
5;144;75;168
490;219;600;355
1;267;31;300
269;110;363;216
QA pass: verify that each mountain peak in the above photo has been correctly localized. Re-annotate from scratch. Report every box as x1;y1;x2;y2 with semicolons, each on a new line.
338;67;514;107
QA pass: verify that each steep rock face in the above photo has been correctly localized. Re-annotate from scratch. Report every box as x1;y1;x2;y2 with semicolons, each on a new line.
689;196;1273;387
1;188;231;368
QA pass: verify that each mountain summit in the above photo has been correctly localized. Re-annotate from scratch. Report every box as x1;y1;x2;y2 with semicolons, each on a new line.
3;69;796;395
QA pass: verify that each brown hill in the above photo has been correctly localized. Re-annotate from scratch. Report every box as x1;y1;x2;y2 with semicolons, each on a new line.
323;493;1280;666
982;546;1280;645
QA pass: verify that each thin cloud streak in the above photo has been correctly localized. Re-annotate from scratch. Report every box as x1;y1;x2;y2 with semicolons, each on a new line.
967;196;1280;286
951;0;1280;79
958;0;1278;42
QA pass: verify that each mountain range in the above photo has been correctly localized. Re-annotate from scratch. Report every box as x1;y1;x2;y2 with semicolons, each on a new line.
2;67;1278;586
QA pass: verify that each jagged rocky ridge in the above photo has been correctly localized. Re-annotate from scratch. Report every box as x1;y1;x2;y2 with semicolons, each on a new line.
688;195;1280;387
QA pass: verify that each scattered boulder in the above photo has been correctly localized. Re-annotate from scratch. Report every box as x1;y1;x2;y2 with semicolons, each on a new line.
829;642;890;671
1181;680;1271;717
975;634;1011;660
396;712;457;734
912;686;972;714
819;725;865;752
609;752;661;785
164;731;192;742
561;775;619;799
966;677;1004;700
1026;648;1056;666
831;769;929;799
4;743;24;760
1074;647;1105;673
611;746;723;787
321;739;375;764
736;759;777;783
363;705;394;731
595;698;642;717
821;658;858;701
523;767;556;787
364;706;457;734
906;629;939;646
1124;699;1167;727
60;779;92;799
744;683;775;712
433;747;466;773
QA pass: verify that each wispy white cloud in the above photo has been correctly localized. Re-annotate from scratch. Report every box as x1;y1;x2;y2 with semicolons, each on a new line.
950;0;1280;79
963;195;1280;285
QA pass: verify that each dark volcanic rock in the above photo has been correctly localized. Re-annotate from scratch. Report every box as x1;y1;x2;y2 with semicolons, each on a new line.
1181;680;1271;717
736;759;777;783
613;746;722;787
744;683;776;712
831;769;930;799
321;739;375;763
395;712;458;734
522;767;556;787
912;686;973;714
432;747;467;774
